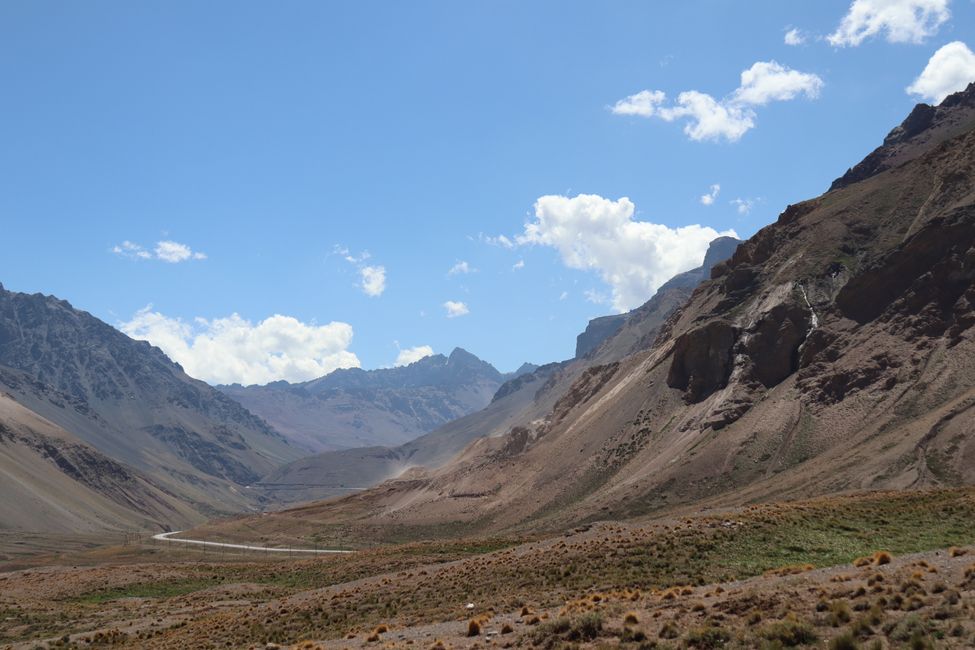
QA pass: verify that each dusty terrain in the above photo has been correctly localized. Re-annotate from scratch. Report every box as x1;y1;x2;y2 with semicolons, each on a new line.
1;488;973;649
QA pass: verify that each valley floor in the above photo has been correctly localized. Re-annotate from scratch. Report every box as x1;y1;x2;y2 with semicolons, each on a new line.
1;488;973;649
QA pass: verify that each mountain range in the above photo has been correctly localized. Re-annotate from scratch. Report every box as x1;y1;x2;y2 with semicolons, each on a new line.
0;285;301;530
200;82;975;542
254;234;741;504
219;348;521;452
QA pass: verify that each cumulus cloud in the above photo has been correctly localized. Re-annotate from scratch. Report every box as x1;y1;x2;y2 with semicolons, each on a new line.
612;61;822;142
113;239;206;263
516;194;737;312
394;345;434;367
700;184;721;206
443;301;470;318
360;265;386;297
512;259;525;270
448;261;474;275
784;28;807;46
827;0;950;47
907;41;975;103
120;307;360;385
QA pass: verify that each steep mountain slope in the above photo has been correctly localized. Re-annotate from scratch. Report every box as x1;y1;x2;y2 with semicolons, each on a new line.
0;286;301;521
573;237;740;360
251;238;739;505
219;348;510;452
0;391;198;532
225;84;975;537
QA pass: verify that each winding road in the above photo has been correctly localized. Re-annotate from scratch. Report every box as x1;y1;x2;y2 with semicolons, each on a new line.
151;531;353;554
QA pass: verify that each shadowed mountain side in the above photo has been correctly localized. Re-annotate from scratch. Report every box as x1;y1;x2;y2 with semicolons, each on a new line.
219;348;516;452
0;392;200;533
193;84;975;543
0;287;301;523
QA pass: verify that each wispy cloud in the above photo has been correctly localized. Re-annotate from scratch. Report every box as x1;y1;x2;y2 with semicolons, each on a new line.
335;245;387;297
112;239;206;263
448;261;475;276
700;184;721;206
784;27;807;46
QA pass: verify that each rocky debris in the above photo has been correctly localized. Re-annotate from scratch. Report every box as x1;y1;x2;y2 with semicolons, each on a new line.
550;363;620;424
667;320;737;403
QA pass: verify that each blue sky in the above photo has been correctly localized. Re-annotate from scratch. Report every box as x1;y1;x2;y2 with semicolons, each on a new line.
2;1;974;382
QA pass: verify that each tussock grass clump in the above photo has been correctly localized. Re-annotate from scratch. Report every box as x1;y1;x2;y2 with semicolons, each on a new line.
828;601;852;627
759;618;817;646
948;546;966;557
829;630;860;650
466;619;480;637
623;611;639;625
528;613;602;648
683;625;731;649
659;621;679;639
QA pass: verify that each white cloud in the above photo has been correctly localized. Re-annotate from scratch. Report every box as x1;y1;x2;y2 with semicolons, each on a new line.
336;246;386;297
155;240;207;263
443;301;470;318
907;41;975;103
479;233;515;249
700;184;721;206
559;291;569;301
394;345;434;367
731;198;757;215
584;289;610;306
359;265;386;297
448;261;475;275
784;28;806;46
610;89;667;117
658;91;756;142
112;239;205;263
731;61;824;106
512;260;525;270
827;0;950;47
613;61;822;142
516;194;737;312
120;307;360;385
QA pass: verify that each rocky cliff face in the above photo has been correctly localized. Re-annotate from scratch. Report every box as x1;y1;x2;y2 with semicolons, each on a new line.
251;84;975;537
219;348;508;452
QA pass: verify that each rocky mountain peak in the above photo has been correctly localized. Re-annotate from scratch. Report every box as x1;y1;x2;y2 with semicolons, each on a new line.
830;81;975;192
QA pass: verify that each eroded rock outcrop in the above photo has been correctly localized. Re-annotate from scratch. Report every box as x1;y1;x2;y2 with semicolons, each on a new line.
667;320;737;403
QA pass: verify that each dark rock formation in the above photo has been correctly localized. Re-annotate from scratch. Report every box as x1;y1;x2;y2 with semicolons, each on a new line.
667;320;737;403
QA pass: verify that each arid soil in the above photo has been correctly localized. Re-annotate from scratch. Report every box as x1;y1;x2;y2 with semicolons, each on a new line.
2;489;973;649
